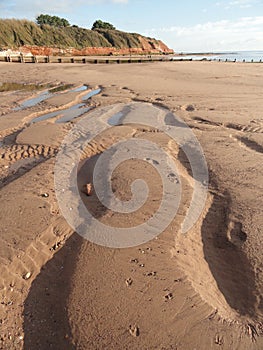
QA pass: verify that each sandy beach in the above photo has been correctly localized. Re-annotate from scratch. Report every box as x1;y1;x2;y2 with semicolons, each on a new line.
0;60;262;349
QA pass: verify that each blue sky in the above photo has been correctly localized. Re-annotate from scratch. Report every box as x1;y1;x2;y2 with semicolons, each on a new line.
1;0;263;52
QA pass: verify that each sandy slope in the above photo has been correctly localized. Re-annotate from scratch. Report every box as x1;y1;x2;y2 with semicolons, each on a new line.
0;61;262;349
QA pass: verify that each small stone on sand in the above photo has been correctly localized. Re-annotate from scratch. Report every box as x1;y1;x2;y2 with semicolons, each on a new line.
129;325;140;337
86;183;92;196
23;272;31;280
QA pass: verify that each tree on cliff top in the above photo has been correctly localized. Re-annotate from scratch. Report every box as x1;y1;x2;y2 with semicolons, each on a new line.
92;20;116;30
36;14;70;27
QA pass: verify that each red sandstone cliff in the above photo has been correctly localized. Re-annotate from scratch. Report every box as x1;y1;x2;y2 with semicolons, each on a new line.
20;43;173;57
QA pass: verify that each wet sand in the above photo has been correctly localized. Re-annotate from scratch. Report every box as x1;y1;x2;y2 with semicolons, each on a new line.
0;61;262;349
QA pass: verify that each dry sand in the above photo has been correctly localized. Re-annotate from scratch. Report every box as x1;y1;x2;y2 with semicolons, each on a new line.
0;61;262;349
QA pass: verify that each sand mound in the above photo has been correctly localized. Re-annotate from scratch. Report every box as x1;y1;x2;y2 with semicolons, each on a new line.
59;122;262;348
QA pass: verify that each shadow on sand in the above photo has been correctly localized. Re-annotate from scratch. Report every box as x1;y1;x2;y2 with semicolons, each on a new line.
201;190;259;319
23;153;108;349
23;233;83;349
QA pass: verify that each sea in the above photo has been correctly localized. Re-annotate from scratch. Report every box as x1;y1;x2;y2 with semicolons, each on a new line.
173;50;263;62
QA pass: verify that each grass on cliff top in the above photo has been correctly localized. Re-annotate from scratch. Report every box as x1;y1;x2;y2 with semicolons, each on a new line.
0;19;161;50
0;19;110;48
96;29;141;49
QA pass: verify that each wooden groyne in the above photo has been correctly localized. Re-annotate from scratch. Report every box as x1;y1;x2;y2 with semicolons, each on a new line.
0;54;175;64
0;54;262;64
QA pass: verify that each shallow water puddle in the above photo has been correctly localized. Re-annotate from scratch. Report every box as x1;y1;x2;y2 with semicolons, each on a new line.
72;85;89;93
14;90;51;110
82;88;101;101
55;105;91;124
31;88;101;124
31;108;65;124
108;112;124;126
14;84;88;111
31;104;90;124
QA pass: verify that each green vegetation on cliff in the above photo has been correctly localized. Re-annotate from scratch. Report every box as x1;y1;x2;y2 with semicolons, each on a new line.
36;14;70;27
92;20;116;31
95;29;141;49
0;19;110;48
0;18;168;51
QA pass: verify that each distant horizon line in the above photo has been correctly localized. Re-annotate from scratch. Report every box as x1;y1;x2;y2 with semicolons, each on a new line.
175;49;263;54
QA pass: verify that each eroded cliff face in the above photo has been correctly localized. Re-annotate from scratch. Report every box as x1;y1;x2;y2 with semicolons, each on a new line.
137;36;172;53
19;37;173;57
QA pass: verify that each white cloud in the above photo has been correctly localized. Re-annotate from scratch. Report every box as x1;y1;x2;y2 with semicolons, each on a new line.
215;0;259;10
145;16;263;52
230;0;253;4
220;0;258;9
229;0;252;8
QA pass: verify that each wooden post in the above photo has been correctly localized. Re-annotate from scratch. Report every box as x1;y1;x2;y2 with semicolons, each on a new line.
19;53;23;63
